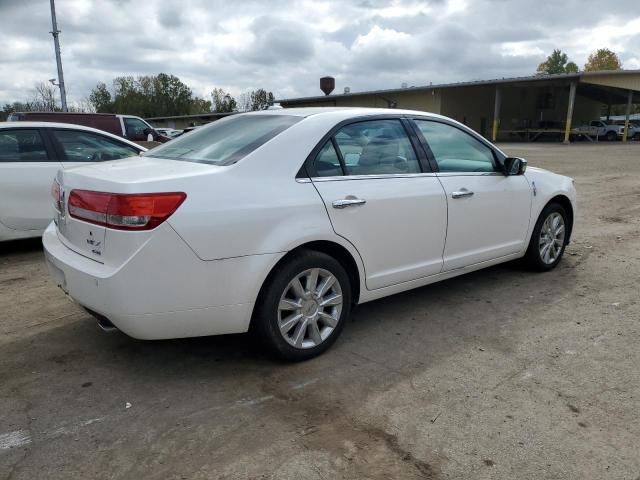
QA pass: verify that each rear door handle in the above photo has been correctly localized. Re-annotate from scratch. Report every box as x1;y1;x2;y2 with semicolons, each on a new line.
332;197;367;209
451;188;474;199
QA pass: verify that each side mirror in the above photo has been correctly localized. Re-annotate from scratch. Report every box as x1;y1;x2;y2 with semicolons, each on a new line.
503;157;527;176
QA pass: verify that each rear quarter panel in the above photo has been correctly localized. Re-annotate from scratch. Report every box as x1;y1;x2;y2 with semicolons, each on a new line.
166;114;354;261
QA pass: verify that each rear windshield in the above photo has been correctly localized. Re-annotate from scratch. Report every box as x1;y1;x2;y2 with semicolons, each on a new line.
143;114;301;165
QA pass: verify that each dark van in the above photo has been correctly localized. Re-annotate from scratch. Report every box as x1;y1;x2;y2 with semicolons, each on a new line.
6;112;169;143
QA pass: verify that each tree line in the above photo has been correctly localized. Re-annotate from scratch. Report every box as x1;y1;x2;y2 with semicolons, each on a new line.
1;73;275;120
89;74;275;117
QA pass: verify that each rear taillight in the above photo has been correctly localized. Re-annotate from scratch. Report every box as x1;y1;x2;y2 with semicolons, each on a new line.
68;190;186;231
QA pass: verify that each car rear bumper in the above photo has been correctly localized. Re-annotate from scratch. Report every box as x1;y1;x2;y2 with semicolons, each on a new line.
43;222;281;340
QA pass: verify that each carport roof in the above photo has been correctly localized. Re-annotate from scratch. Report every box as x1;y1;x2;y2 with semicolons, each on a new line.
278;70;640;104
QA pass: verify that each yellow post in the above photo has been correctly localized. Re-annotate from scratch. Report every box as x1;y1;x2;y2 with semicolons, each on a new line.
492;86;501;142
623;90;633;143
563;82;577;145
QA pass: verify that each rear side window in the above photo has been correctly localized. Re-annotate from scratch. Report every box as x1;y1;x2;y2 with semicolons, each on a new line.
314;141;343;177
52;130;140;162
0;129;49;162
144;114;301;165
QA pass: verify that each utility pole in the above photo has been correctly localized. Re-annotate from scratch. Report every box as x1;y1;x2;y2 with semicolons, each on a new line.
49;0;68;111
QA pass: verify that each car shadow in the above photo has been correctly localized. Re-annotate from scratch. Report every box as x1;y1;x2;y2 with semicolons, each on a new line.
2;256;579;386
0;237;43;258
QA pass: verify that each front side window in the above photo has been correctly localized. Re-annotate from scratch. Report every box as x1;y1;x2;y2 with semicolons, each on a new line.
52;130;140;162
0;129;48;162
414;120;496;173
124;117;150;139
144;114;301;165
331;119;420;175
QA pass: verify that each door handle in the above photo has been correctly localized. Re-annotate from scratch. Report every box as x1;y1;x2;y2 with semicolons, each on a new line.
451;188;474;199
332;197;367;209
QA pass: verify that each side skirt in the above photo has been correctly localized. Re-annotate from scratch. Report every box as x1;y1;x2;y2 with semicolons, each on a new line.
358;252;524;304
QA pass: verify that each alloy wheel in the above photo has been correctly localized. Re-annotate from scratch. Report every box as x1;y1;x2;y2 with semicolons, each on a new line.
538;212;565;265
277;268;343;349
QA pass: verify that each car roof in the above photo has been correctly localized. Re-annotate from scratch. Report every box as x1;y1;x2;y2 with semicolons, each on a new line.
0;121;147;151
244;106;443;120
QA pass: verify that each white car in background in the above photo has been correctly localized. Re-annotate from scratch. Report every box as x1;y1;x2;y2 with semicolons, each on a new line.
611;120;640;140
44;108;576;360
0;122;145;241
154;127;183;138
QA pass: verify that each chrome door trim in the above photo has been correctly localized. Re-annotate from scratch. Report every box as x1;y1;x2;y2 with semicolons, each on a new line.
435;172;504;177
310;173;438;182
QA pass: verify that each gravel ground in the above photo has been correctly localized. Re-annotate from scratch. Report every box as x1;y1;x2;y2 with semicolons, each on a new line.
1;142;639;480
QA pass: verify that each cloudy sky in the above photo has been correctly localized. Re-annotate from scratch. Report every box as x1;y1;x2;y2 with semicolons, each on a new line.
2;0;640;106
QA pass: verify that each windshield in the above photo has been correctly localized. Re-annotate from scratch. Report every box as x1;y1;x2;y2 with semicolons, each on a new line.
143;114;301;165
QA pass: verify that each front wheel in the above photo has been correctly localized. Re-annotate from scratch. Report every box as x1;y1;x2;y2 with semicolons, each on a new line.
523;203;569;271
254;251;352;361
606;130;617;141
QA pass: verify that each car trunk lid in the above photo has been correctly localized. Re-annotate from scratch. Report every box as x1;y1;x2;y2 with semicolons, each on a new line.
54;157;218;265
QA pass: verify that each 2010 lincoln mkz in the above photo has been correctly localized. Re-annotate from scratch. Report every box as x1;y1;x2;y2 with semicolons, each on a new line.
44;108;576;360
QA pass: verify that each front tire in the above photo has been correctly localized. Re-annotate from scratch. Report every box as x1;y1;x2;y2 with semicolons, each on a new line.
523;203;569;271
254;251;352;361
606;130;617;141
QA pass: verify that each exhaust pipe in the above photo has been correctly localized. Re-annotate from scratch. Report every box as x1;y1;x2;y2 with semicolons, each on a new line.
84;308;119;332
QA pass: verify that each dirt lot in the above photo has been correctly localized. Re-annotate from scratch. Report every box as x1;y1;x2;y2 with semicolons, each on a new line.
1;143;639;480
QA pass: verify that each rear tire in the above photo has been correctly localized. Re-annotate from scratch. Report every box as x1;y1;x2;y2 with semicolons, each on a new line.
254;250;352;361
523;203;569;271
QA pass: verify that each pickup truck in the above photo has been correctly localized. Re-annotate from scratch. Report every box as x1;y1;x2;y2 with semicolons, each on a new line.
571;120;627;141
612;120;640;140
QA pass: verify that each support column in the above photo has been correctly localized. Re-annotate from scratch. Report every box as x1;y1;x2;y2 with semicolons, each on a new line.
623;90;633;143
563;82;577;145
491;86;501;142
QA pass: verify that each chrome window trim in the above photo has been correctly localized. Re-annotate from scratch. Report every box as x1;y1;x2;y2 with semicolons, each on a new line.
310;172;438;182
435;172;504;177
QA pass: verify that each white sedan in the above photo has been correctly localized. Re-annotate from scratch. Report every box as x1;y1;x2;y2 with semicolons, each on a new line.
43;108;576;360
0;122;145;241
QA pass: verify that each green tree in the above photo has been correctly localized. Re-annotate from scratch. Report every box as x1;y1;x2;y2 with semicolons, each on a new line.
565;62;579;73
584;48;622;72
536;49;579;75
249;89;275;111
152;73;195;117
188;97;212;114
89;82;113;112
211;88;237;113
